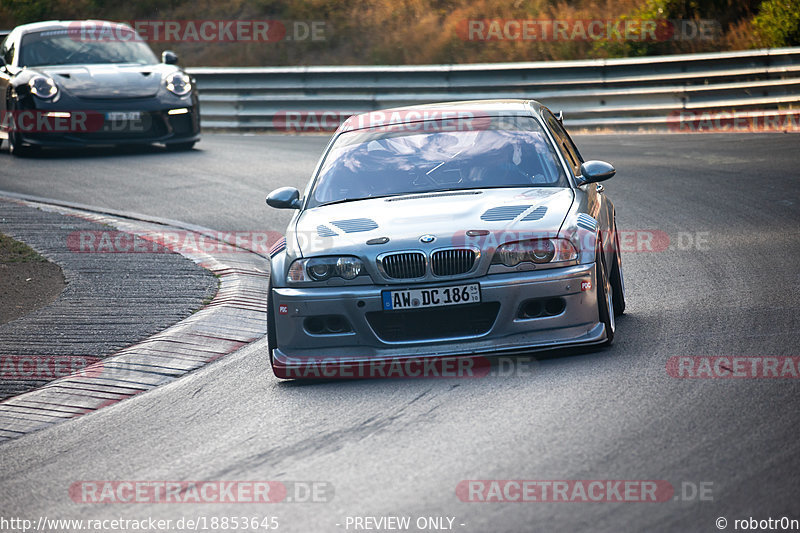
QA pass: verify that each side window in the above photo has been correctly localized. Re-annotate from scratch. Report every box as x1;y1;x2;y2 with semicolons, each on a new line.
544;110;583;177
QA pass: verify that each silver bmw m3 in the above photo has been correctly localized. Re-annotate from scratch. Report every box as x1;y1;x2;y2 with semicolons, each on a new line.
265;99;625;379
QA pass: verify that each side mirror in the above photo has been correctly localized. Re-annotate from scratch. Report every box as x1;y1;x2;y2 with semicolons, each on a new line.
576;160;616;186
162;50;179;65
266;187;302;209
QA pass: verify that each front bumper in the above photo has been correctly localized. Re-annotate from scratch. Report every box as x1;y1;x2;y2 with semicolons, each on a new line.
13;107;200;147
271;262;607;370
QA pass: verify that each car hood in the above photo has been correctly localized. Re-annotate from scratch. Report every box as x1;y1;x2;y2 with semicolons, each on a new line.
293;187;574;257
37;64;169;98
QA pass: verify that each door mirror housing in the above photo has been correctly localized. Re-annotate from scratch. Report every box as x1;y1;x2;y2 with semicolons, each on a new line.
576;160;616;186
162;50;179;65
266;187;302;209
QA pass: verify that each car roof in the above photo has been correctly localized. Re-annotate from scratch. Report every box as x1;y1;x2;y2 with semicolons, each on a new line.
12;20;133;36
337;99;549;134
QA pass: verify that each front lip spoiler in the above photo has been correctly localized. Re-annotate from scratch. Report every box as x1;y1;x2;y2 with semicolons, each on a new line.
271;322;607;378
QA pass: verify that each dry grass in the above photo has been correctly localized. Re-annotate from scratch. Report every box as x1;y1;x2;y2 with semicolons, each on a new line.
0;233;46;263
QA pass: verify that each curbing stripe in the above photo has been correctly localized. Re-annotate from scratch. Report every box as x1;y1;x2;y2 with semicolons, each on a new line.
0;196;269;443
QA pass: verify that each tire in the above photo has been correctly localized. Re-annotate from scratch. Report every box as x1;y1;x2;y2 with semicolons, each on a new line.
165;141;195;151
8;127;37;157
596;248;615;345
266;277;283;377
610;223;626;316
6;100;38;157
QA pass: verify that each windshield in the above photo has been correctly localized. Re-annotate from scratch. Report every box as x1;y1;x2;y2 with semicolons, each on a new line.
309;115;568;208
19;29;158;67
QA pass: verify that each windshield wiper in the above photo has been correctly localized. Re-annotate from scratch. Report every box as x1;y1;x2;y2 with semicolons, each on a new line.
318;192;427;207
317;198;360;207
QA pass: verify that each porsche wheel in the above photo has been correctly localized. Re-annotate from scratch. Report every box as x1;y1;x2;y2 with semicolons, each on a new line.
7;102;38;157
8;125;31;157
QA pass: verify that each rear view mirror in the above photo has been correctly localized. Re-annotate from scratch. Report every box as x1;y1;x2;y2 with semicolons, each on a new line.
576;160;616;186
162;50;179;64
266;187;302;209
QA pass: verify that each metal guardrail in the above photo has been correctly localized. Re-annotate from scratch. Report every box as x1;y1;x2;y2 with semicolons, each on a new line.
187;47;800;131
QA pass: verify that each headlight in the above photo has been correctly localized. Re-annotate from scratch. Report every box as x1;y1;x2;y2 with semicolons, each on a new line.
492;238;577;267
29;76;58;99
164;71;192;96
287;256;365;283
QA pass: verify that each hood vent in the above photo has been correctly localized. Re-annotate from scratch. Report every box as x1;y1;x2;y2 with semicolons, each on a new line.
521;206;548;221
269;237;286;257
576;214;598;232
480;205;530;222
331;218;379;233
316;225;338;237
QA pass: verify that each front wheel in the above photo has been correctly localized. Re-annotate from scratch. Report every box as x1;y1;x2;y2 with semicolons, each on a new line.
6;101;39;157
596;249;615;345
8;128;37;157
267;277;282;377
610;223;626;316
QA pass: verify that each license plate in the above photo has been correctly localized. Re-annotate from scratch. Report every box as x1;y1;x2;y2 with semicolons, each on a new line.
382;283;480;310
105;111;141;121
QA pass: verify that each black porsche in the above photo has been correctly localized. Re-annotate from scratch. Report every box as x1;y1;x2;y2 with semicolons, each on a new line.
0;20;200;156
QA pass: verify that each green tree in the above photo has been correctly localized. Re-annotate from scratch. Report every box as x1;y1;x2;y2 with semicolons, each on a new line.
752;0;800;47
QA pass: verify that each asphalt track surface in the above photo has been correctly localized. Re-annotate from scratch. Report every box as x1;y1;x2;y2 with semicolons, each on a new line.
0;133;799;532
